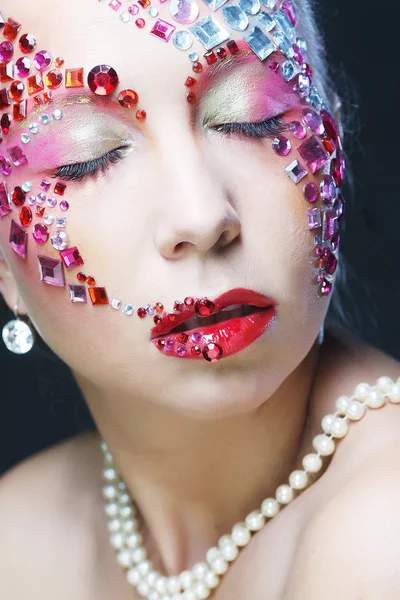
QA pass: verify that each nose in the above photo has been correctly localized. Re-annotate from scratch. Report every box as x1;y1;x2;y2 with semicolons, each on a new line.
154;139;241;259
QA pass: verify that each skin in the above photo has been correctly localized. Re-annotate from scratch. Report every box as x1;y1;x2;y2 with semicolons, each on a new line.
1;1;400;598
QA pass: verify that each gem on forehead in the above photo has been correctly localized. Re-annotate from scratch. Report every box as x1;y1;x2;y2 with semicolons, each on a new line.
0;182;11;217
109;0;122;10
274;8;295;39
222;4;248;31
150;19;176;42
60;246;84;269
284;159;307;184
0;89;10;111
281;60;295;81
15;57;31;78
0;41;13;62
189;15;229;50
69;284;87;303
298;136;329;174
19;33;37;53
9;219;27;259
7;145;27;167
244;25;275;61
307;207;321;230
50;230;69;250
13;100;27;121
9;80;24;99
169;0;199;24
27;73;44;95
118;89;139;108
1;114;11;135
3;18;21;41
88;287;109;306
0;61;14;82
11;186;25;207
65;68;84;88
88;64;119;95
272;31;293;58
45;69;63;89
38;255;66;287
20;206;32;227
238;0;261;15
0;157;12;177
172;30;193;51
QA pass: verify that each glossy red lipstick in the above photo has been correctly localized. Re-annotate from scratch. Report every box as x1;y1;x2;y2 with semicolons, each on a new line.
151;288;277;361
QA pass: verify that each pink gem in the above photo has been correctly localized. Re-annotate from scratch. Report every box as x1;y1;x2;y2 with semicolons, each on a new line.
289;121;306;139
331;231;340;250
268;60;280;73
0;41;13;62
307;207;321;230
150;19;176;42
302;107;324;135
32;223;49;244
169;0;199;24
0;181;11;217
68;284;87;303
322;209;338;242
28;195;36;205
177;345;187;356
272;135;291;157
303;181;318;203
7;145;27;167
321;110;339;143
298;136;329;174
47;196;57;207
292;43;303;65
320;278;332;296
15;56;31;77
202;342;223;362
33;50;52;71
282;0;297;26
135;18;145;28
334;194;345;222
36;192;46;204
191;331;201;343
285;159;307;184
109;0;122;9
59;200;69;211
0;156;12;176
38;255;65;287
164;339;174;351
128;4;139;14
40;179;51;191
320;174;337;204
9;219;27;258
60;246;84;269
331;150;345;187
325;252;338;276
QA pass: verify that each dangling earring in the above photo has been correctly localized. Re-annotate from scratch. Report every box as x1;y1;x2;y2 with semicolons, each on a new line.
2;297;35;354
318;322;325;346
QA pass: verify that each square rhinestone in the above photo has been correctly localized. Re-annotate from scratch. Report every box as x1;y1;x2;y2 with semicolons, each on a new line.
307;207;321;231
69;284;87;303
189;15;229;51
60;246;84;269
38;255;66;286
201;0;229;11
0;181;11;217
88;287;109;305
150;19;176;42
9;219;27;259
298;135;330;174
244;25;275;60
7;145;28;167
284;159;307;184
110;298;122;310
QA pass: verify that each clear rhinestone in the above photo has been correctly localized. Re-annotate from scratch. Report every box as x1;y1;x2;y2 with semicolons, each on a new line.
56;216;66;227
29;122;39;133
2;319;34;354
296;36;307;53
256;10;275;31
148;6;158;16
43;214;54;225
200;0;229;10
169;0;199;23
222;3;248;31
188;51;199;61
261;0;276;8
20;133;30;144
50;230;69;250
120;11;131;21
110;298;122;310
309;86;323;111
272;31;293;58
39;114;50;125
284;159;307;184
172;30;193;50
244;24;275;60
52;108;63;120
21;181;32;192
122;304;134;315
238;0;260;15
189;15;230;50
274;8;294;39
281;60;295;80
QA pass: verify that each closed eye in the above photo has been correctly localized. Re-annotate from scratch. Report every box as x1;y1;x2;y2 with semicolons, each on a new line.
49;147;129;182
211;116;288;139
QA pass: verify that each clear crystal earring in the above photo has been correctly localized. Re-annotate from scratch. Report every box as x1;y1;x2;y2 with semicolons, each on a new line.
2;298;35;354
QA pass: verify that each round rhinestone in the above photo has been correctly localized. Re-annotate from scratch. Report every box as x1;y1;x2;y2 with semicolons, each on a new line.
120;12;131;22
9;81;25;99
191;345;201;355
54;57;64;67
2;319;34;354
188;52;199;62
39;114;50;125
0;41;14;62
77;272;87;282
136;109;146;120
32;223;49;244
50;230;69;250
302;107;324;135
303;182;318;203
43;214;54;225
172;30;193;51
123;304;134;315
28;195;36;205
146;304;155;315
59;200;69;211
128;4;139;14
33;50;52;71
155;302;164;313
191;332;201;343
288;121;306;139
148;7;158;16
194;299;215;316
137;307;147;318
47;196;57;207
156;339;165;350
187;92;196;103
19;33;37;53
45;69;63;89
319;278;332;296
177;345;187;357
118;89;139;108
20;133;30;144
184;297;194;306
15;57;31;78
192;61;202;73
52;108;63;120
135;18;146;28
272;135;291;156
36;192;46;204
29;122;39;133
164;339;174;351
87;64;119;96
169;0;199;24
19;206;32;227
202;342;223;362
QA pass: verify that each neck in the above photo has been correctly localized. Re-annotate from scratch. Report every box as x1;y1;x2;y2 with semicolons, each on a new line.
74;340;321;575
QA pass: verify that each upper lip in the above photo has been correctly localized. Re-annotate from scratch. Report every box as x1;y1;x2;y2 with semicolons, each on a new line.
150;288;277;340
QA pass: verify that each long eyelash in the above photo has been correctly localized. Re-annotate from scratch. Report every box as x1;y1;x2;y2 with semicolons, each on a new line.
213;116;288;139
50;148;126;182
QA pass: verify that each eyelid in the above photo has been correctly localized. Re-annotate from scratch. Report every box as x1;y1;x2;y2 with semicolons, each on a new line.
49;145;131;182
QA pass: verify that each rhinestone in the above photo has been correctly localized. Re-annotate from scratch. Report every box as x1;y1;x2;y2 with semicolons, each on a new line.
320;174;337;204
302;107;324;135
0;62;15;82
222;4;248;31
0;41;13;62
118;89;139;108
191;332;202;343
256;10;275;30
0;181;11;217
150;19;176;42
0;157;12;177
261;0;276;7
8;145;27;167
120;12;131;22
36;192;46;204
54;182;66;195
39;114;50;125
19;133;30;146
77;272;87;282
164;339;174;351
0;89;10;112
202;342;223;362
172;30;193;50
284;159;307;184
194;298;215;316
272;31;293;58
192;60;203;72
128;4;139;14
137;307;147;318
11;186;25;207
135;18;146;28
9;219;27;258
288;120;306;139
88;287;109;306
2;319;33;354
33;50;52;71
188;51;199;61
51;109;62;121
146;304;155;315
307;207;321;230
322;209;338;243
9;81;24;99
56;216;66;227
185;75;196;87
22;181;32;192
27;73;44;95
19;206;32;227
86;276;96;286
110;298;122;310
29;122;39;133
148;7;158;16
274;8;294;38
35;205;45;217
88;64;119;95
38;255;65;286
15;56;31;78
54;57;64;67
47;196;57;207
123;304;134;315
69;284;87;303
60;246;84;268
177;345;187;357
65;68;84;88
32;223;49;244
43;214;54;225
59;200;69;211
189;15;229;50
272;135;291;156
51;230;69;250
238;0;260;14
303;181;318;203
201;0;229;9
297;135;329;174
169;0;199;24
45;69;63;89
109;0;122;8
13;99;27;121
244;25;275;60
281;60;295;81
40;180;50;191
204;51;217;64
3;19;21;41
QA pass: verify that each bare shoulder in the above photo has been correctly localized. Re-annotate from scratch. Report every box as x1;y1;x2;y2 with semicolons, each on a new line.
0;429;104;599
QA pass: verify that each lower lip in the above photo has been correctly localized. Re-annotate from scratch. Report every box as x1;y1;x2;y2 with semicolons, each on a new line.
152;306;277;361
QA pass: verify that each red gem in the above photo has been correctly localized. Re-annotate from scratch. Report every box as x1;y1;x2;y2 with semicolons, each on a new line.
0;88;10;110
137;307;147;318
216;47;227;59
202;342;223;362
87;64;119;96
155;302;164;313
54;57;64;68
177;332;188;344
138;0;151;7
186;92;196;104
315;244;323;258
192;61;202;73
167;313;177;322
174;300;183;311
194;298;215;317
184;76;196;88
319;278;332;296
156;339;165;350
3;19;21;41
153;315;162;325
184;297;194;306
54;182;66;196
43;91;53;103
13;99;27;121
1;113;11;134
65;68;84;88
9;80;24;99
45;69;63;89
19;33;37;53
325;252;338;276
35;205;45;217
322;137;335;155
268;59;280;72
19;206;32;226
191;345;201;356
321;110;339;143
88;286;109;305
77;272;87;282
86;276;96;286
27;73;44;95
11;186;25;207
136;109;146;120
204;51;217;65
118;89;139;108
135;18;146;28
227;40;239;54
0;62;14;82
33;95;43;107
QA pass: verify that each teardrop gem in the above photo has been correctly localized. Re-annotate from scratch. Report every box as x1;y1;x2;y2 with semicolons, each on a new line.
222;4;249;31
238;0;260;16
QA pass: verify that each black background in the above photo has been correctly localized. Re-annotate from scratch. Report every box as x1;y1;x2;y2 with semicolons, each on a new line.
1;1;399;475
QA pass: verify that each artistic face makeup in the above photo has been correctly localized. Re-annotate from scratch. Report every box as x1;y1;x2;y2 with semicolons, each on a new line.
0;0;345;366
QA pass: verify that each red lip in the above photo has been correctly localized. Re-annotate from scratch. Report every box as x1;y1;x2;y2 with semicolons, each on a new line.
151;288;278;361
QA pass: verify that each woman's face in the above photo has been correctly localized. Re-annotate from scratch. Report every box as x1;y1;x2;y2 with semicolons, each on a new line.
0;0;344;416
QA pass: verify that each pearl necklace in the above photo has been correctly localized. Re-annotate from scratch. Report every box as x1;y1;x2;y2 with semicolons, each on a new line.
100;377;400;600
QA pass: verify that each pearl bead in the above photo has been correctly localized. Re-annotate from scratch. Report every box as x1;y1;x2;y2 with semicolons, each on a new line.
104;451;113;464
132;547;147;564
110;532;124;549
117;549;133;567
204;570;219;588
183;590;197;600
329;416;349;438
302;453;322;473
335;395;350;415
104;502;119;518
312;433;335;456
321;414;335;434
376;376;394;393
167;576;182;594
231;522;251;547
218;536;239;561
126;532;143;548
191;581;210;599
289;469;308;490
192;562;208;580
210;557;228;575
276;484;294;504
149;592;160;600
146;571;158;587
261;497;280;517
100;440;109;453
108;518;121;533
206;547;221;565
122;519;138;534
119;492;131;505
137;581;150;597
172;595;184;600
180;571;194;589
388;384;400;404
366;389;385;409
127;567;140;585
155;577;168;594
102;484;118;500
103;467;118;481
138;559;153;576
245;510;265;531
120;505;134;519
354;382;370;401
118;481;127;492
346;400;366;421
